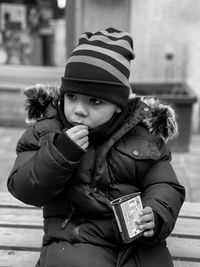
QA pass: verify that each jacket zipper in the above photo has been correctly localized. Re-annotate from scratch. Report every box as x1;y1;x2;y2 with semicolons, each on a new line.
61;210;74;229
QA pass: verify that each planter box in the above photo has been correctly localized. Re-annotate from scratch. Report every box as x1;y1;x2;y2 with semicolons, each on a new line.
131;83;197;152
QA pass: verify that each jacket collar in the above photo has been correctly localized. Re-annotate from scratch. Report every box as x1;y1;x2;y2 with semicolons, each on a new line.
23;84;178;144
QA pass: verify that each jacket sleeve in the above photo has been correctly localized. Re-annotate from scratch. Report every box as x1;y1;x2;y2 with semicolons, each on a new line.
140;144;185;243
7;123;83;207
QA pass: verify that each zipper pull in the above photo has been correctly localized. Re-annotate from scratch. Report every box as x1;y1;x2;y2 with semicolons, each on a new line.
61;210;74;229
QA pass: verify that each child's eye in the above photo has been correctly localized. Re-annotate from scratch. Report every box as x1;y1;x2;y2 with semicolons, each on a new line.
90;98;103;105
66;93;77;101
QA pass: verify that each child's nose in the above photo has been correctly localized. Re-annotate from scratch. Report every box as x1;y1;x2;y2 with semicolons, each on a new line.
74;101;88;116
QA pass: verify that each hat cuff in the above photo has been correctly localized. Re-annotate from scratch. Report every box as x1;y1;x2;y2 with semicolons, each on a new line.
60;78;130;108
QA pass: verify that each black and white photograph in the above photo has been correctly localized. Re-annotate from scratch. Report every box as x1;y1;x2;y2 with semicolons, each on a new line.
0;1;200;266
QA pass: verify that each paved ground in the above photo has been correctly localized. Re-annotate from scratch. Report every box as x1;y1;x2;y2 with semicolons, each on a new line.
0;127;200;202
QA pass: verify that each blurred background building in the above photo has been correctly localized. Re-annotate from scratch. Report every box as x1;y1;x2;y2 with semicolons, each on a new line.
0;0;199;136
0;0;66;66
0;0;200;200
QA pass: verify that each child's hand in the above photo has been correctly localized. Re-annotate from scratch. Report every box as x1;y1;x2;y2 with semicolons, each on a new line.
136;206;155;237
65;125;89;150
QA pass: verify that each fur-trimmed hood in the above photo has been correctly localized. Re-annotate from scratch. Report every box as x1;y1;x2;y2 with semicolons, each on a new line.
23;84;178;143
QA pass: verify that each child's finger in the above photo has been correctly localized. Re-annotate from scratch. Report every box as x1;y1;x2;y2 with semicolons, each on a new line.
66;126;88;141
81;141;89;150
67;125;88;135
143;229;155;237
73;129;89;140
70;125;88;133
138;213;154;225
76;136;89;148
140;206;153;216
138;221;155;231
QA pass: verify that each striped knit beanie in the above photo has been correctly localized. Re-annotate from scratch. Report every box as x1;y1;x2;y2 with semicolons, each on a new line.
60;28;135;108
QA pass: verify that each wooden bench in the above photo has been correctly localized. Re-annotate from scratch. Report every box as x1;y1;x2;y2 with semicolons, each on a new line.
0;192;200;267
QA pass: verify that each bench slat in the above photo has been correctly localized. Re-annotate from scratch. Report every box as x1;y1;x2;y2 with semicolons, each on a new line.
167;237;200;261
1;212;199;238
0;192;37;209
1;226;200;261
179;202;200;218
0;207;43;227
0;227;42;250
174;262;200;267
1;192;200;217
1;208;200;238
0;250;39;267
172;217;200;236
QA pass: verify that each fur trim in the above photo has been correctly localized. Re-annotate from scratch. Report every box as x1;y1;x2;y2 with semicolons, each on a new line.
23;83;60;121
141;97;178;142
23;84;178;142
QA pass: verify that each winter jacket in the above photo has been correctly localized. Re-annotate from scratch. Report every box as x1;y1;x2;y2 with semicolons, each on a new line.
7;85;185;267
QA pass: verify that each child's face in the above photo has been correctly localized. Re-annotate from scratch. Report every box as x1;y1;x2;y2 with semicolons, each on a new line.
64;93;121;129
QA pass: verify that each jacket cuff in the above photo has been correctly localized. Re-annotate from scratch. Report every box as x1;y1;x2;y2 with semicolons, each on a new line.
153;211;163;236
54;131;85;161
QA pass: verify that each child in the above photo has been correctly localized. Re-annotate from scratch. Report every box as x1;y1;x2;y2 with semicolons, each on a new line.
7;28;185;267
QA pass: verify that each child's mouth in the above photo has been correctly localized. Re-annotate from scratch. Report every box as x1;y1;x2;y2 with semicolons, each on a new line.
71;122;89;128
72;122;84;125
